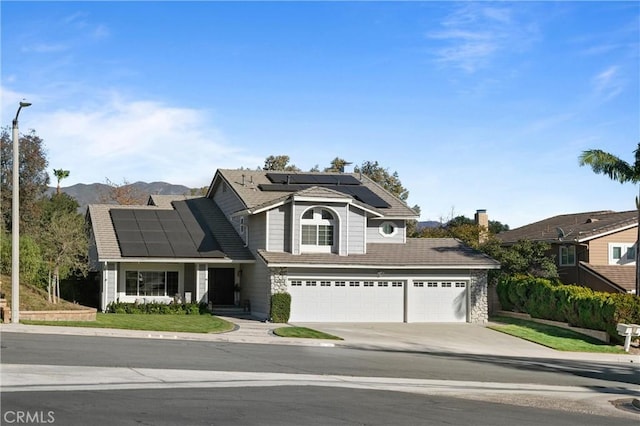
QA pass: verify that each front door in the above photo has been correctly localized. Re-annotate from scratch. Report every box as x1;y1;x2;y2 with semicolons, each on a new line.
208;268;235;305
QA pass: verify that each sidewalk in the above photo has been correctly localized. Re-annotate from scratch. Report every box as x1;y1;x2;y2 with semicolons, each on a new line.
1;318;639;364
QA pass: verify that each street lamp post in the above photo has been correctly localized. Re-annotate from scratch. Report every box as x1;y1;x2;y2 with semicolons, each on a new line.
11;101;32;324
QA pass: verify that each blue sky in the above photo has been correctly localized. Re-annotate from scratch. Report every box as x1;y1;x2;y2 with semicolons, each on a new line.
1;1;638;228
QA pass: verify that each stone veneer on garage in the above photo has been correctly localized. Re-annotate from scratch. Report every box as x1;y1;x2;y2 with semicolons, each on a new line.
469;270;489;324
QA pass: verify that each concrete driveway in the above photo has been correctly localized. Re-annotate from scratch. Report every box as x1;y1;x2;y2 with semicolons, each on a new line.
291;321;640;363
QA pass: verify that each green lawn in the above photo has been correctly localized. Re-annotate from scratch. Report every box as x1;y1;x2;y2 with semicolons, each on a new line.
273;326;343;340
489;316;625;353
22;313;235;334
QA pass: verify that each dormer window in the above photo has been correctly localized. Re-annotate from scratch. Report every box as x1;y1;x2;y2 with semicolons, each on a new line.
301;208;335;252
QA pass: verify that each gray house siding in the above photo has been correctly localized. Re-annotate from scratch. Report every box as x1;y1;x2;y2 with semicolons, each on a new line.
211;180;245;219
348;206;366;254
367;219;405;244
292;202;349;255
248;212;267;250
102;262;118;311
267;206;289;252
240;259;271;320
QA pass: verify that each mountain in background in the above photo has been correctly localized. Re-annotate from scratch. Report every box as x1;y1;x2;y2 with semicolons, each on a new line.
47;181;193;212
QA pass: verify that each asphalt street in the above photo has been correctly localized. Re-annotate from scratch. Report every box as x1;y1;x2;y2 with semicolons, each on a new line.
2;331;639;424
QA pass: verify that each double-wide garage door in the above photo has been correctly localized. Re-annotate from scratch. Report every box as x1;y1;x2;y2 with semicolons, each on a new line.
288;278;467;322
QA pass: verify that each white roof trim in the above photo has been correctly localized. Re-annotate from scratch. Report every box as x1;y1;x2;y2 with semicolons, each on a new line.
99;258;255;264
576;223;637;243
292;196;351;203
263;262;500;270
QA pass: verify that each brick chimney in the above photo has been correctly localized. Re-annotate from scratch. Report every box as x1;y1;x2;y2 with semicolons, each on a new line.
475;209;489;243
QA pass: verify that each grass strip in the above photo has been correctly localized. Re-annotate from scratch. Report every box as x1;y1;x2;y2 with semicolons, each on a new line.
489;316;625;353
22;313;235;334
273;326;343;340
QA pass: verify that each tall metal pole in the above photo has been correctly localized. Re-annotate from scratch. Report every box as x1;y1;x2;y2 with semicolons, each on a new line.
11;101;31;324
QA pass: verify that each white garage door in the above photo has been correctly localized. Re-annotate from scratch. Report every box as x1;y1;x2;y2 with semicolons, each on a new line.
407;281;467;322
288;279;405;322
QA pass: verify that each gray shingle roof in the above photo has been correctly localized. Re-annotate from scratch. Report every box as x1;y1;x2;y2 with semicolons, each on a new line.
148;194;199;208
258;238;500;269
215;169;418;218
580;262;635;293
88;198;254;262
497;210;637;244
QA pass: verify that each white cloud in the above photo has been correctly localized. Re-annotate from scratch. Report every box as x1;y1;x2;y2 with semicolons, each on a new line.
33;94;262;187
427;4;538;73
591;66;623;101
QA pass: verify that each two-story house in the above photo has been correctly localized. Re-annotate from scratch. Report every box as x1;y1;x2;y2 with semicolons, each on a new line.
496;210;637;294
87;169;499;323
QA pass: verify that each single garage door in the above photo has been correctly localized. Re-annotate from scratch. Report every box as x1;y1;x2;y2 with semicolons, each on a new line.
407;280;467;322
288;279;405;322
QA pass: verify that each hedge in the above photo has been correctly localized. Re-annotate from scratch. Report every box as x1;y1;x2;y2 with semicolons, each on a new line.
496;276;640;343
106;301;207;315
270;292;291;323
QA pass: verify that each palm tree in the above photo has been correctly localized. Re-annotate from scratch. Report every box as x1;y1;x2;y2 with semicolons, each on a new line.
579;143;640;296
52;169;70;195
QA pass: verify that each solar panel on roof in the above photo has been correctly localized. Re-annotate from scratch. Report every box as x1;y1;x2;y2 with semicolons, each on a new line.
110;210;136;220
109;207;231;258
266;173;361;185
141;230;167;243
145;242;174;257
257;183;391;208
120;242;148;257
341;186;391;208
133;210;158;221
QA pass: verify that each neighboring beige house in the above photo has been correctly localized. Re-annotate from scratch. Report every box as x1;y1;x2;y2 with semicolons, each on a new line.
497;210;637;294
87;169;499;323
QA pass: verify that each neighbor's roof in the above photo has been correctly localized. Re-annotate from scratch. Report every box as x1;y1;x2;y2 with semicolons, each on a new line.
88;197;254;263
497;210;637;244
213;169;418;218
258;238;500;269
580;262;635;293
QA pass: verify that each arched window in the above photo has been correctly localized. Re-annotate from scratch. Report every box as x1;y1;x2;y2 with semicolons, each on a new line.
301;208;335;252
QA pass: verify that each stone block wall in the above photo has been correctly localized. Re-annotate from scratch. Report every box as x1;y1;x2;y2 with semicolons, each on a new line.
469;270;488;324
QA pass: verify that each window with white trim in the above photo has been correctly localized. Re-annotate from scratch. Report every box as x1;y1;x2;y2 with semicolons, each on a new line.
320;281;331;287
301;208;336;253
441;282;452;288
335;281;346;287
363;281;374;287
291;280;302;287
125;271;178;297
609;243;636;265
379;221;398;238
559;245;576;266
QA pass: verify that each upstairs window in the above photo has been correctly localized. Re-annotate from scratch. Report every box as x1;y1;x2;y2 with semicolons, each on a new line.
609;243;636;265
301;208;336;252
559;245;576;266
